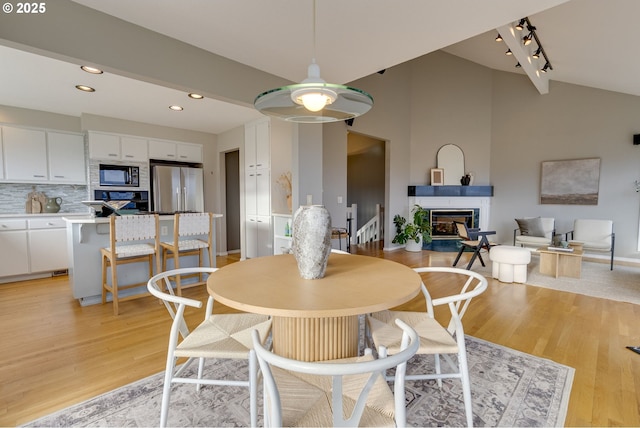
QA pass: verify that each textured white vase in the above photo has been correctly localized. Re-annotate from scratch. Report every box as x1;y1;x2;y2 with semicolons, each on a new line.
292;205;332;279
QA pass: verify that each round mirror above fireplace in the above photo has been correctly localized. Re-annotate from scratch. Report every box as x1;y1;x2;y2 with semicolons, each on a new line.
437;144;464;185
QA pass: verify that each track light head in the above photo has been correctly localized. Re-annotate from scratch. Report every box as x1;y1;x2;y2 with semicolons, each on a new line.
505;49;513;56
515;62;521;68
532;48;542;59
541;62;551;73
523;32;533;46
495;33;503;42
515;19;526;30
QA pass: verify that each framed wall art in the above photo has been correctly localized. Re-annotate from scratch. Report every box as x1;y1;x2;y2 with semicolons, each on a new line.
430;168;444;186
540;158;600;205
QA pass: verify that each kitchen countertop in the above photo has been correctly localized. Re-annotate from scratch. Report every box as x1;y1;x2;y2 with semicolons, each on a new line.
0;212;89;219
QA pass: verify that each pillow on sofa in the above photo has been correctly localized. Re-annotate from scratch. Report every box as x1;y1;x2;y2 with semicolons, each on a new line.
515;217;546;237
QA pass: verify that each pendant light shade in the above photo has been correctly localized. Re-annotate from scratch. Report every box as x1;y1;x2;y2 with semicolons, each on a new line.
254;0;373;123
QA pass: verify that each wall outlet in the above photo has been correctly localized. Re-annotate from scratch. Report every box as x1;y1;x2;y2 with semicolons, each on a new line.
161;226;168;235
337;196;343;204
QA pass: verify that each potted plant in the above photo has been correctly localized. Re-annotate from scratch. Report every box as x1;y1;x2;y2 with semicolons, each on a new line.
392;205;432;252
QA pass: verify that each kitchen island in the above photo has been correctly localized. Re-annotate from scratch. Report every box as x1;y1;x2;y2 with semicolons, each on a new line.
64;214;222;306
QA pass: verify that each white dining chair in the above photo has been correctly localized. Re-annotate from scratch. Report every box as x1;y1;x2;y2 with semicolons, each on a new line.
252;319;419;427
147;267;272;427
367;266;488;427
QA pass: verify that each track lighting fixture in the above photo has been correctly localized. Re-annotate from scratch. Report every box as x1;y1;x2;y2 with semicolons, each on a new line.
523;31;534;46
497;17;553;74
495;33;503;42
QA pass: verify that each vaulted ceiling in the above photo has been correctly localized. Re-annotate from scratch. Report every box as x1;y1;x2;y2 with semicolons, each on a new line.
1;0;638;134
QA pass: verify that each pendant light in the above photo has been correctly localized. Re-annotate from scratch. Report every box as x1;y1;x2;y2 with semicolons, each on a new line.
254;0;373;123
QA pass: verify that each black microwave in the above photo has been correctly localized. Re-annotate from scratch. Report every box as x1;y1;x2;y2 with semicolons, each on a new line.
99;164;140;187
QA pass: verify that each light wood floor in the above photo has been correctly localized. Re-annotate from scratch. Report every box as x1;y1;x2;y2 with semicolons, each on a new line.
1;244;639;427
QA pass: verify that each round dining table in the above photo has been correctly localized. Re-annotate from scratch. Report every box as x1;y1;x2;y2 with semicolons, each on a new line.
207;253;421;361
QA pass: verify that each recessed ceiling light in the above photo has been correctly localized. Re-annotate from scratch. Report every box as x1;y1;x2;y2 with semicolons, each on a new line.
169;105;183;111
81;65;103;74
188;93;204;99
75;85;95;92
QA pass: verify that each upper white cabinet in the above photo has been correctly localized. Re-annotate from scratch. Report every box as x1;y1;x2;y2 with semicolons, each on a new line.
88;132;120;160
3;126;48;182
47;132;86;184
0;126;86;184
177;142;203;163
245;119;270;171
149;139;203;163
88;132;148;162
120;137;148;161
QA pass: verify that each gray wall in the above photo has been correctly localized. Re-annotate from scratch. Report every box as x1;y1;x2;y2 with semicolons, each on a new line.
491;72;640;259
325;50;639;261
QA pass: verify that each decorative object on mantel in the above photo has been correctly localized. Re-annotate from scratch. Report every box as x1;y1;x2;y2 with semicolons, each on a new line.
276;171;292;213
460;174;471;185
430;168;444;186
540;158;600;205
292;205;332;279
392;204;432;252
25;187;46;214
437;144;465;185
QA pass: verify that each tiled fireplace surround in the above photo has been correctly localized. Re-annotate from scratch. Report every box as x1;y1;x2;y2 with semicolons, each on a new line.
409;189;492;249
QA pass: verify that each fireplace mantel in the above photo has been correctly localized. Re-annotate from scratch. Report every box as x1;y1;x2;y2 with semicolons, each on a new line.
408;185;493;197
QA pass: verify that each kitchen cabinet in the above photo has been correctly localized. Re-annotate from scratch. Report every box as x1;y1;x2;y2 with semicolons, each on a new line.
244;119;273;258
149;139;203;163
0;126;85;184
120;136;148;161
28;218;68;273
89;132;148;162
2;126;48;182
88;132;120;160
0;220;29;277
0;217;69;281
245;119;270;171
245;215;272;258
47;132;86;184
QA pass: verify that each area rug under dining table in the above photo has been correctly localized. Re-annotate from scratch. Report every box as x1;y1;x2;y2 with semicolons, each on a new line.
25;335;573;427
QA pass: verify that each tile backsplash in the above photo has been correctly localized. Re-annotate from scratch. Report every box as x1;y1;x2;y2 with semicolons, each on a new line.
0;183;90;214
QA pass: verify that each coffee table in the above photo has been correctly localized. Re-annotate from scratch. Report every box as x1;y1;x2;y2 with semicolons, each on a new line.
537;246;584;278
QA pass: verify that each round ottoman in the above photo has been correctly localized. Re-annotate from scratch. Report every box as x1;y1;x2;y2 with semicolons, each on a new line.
489;245;531;283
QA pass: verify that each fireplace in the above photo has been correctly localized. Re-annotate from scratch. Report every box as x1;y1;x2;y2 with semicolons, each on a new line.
430;209;476;239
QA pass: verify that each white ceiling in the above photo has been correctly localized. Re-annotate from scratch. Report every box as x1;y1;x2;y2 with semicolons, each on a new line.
1;0;639;135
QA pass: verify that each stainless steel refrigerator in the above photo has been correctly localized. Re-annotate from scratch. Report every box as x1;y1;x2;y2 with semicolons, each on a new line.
151;164;204;212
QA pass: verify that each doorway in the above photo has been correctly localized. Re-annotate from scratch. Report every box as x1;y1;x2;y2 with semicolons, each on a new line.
224;150;241;252
347;133;385;241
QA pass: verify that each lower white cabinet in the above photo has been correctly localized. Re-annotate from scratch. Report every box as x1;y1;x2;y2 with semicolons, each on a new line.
0;217;68;280
28;218;68;273
0;220;29;277
246;215;272;258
